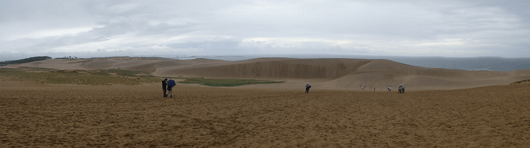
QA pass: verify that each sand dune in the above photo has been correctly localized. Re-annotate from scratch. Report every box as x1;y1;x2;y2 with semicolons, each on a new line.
3;57;529;90
162;59;372;79
318;60;530;90
163;58;530;90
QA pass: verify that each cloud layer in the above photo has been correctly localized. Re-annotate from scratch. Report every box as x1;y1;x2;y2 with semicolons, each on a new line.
1;0;529;60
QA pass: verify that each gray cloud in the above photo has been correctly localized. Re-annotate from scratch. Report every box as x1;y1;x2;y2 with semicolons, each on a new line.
0;0;529;61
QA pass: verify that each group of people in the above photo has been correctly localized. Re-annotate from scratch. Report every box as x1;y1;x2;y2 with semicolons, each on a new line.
305;82;406;94
359;83;406;94
360;85;377;92
162;78;175;97
161;79;405;96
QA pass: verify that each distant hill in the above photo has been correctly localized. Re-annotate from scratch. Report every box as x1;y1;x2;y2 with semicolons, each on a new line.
159;58;530;90
4;57;530;90
0;56;52;66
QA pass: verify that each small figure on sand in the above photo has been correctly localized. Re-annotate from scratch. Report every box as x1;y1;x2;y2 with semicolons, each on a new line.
374;87;375;92
167;79;176;98
305;83;311;93
162;78;168;97
361;85;365;91
388;85;391;92
398;83;406;94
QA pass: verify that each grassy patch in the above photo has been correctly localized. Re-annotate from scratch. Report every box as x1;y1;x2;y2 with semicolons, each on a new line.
0;68;160;85
511;79;530;85
0;68;20;72
19;67;56;71
86;69;111;76
106;69;148;77
178;77;284;87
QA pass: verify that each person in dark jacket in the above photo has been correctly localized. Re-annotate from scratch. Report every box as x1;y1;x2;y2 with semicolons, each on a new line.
305;83;311;93
162;78;168;97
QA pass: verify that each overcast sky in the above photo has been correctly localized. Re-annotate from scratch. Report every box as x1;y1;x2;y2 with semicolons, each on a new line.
1;0;529;60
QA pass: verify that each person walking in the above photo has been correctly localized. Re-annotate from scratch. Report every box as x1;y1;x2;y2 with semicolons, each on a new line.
402;83;406;94
167;85;173;97
398;83;406;94
162;78;168;97
388;85;391;92
362;85;365;91
305;83;311;93
167;79;176;98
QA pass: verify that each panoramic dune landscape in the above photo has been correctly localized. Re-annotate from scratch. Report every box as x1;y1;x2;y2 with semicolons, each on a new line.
1;57;530;147
2;0;530;147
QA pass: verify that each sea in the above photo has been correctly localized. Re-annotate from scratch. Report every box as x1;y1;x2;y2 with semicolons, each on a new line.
171;54;530;72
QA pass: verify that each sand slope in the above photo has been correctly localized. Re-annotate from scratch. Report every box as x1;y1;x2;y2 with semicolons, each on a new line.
1;81;530;147
2;57;529;90
162;59;372;79
319;60;530;90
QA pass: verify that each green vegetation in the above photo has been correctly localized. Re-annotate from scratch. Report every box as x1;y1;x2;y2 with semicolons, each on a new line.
21;67;56;71
511;79;528;84
0;68;20;72
106;69;149;77
0;68;160;85
0;56;52;66
178;77;284;87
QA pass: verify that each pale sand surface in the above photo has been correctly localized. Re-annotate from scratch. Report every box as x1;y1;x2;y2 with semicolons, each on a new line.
1;81;530;147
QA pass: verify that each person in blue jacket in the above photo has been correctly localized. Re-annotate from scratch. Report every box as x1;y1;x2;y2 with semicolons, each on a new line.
167;79;176;98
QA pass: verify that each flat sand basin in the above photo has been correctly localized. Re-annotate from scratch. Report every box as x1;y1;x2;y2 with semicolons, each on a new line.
1;82;530;147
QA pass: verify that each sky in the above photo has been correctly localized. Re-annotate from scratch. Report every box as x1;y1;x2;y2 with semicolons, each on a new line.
1;0;529;61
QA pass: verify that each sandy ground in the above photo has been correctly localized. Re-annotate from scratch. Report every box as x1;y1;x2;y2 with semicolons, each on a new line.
1;81;530;147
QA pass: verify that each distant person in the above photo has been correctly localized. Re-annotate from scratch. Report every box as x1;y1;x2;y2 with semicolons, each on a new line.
402;83;406;94
398;83;405;94
305;83;311;93
388;86;391;92
162;78;168;97
167;79;176;98
374;88;375;92
362;85;365;91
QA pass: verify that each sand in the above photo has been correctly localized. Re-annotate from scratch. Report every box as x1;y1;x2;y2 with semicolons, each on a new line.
1;81;530;147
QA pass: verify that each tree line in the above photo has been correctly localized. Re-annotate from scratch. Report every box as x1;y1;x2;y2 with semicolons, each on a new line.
0;56;52;66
